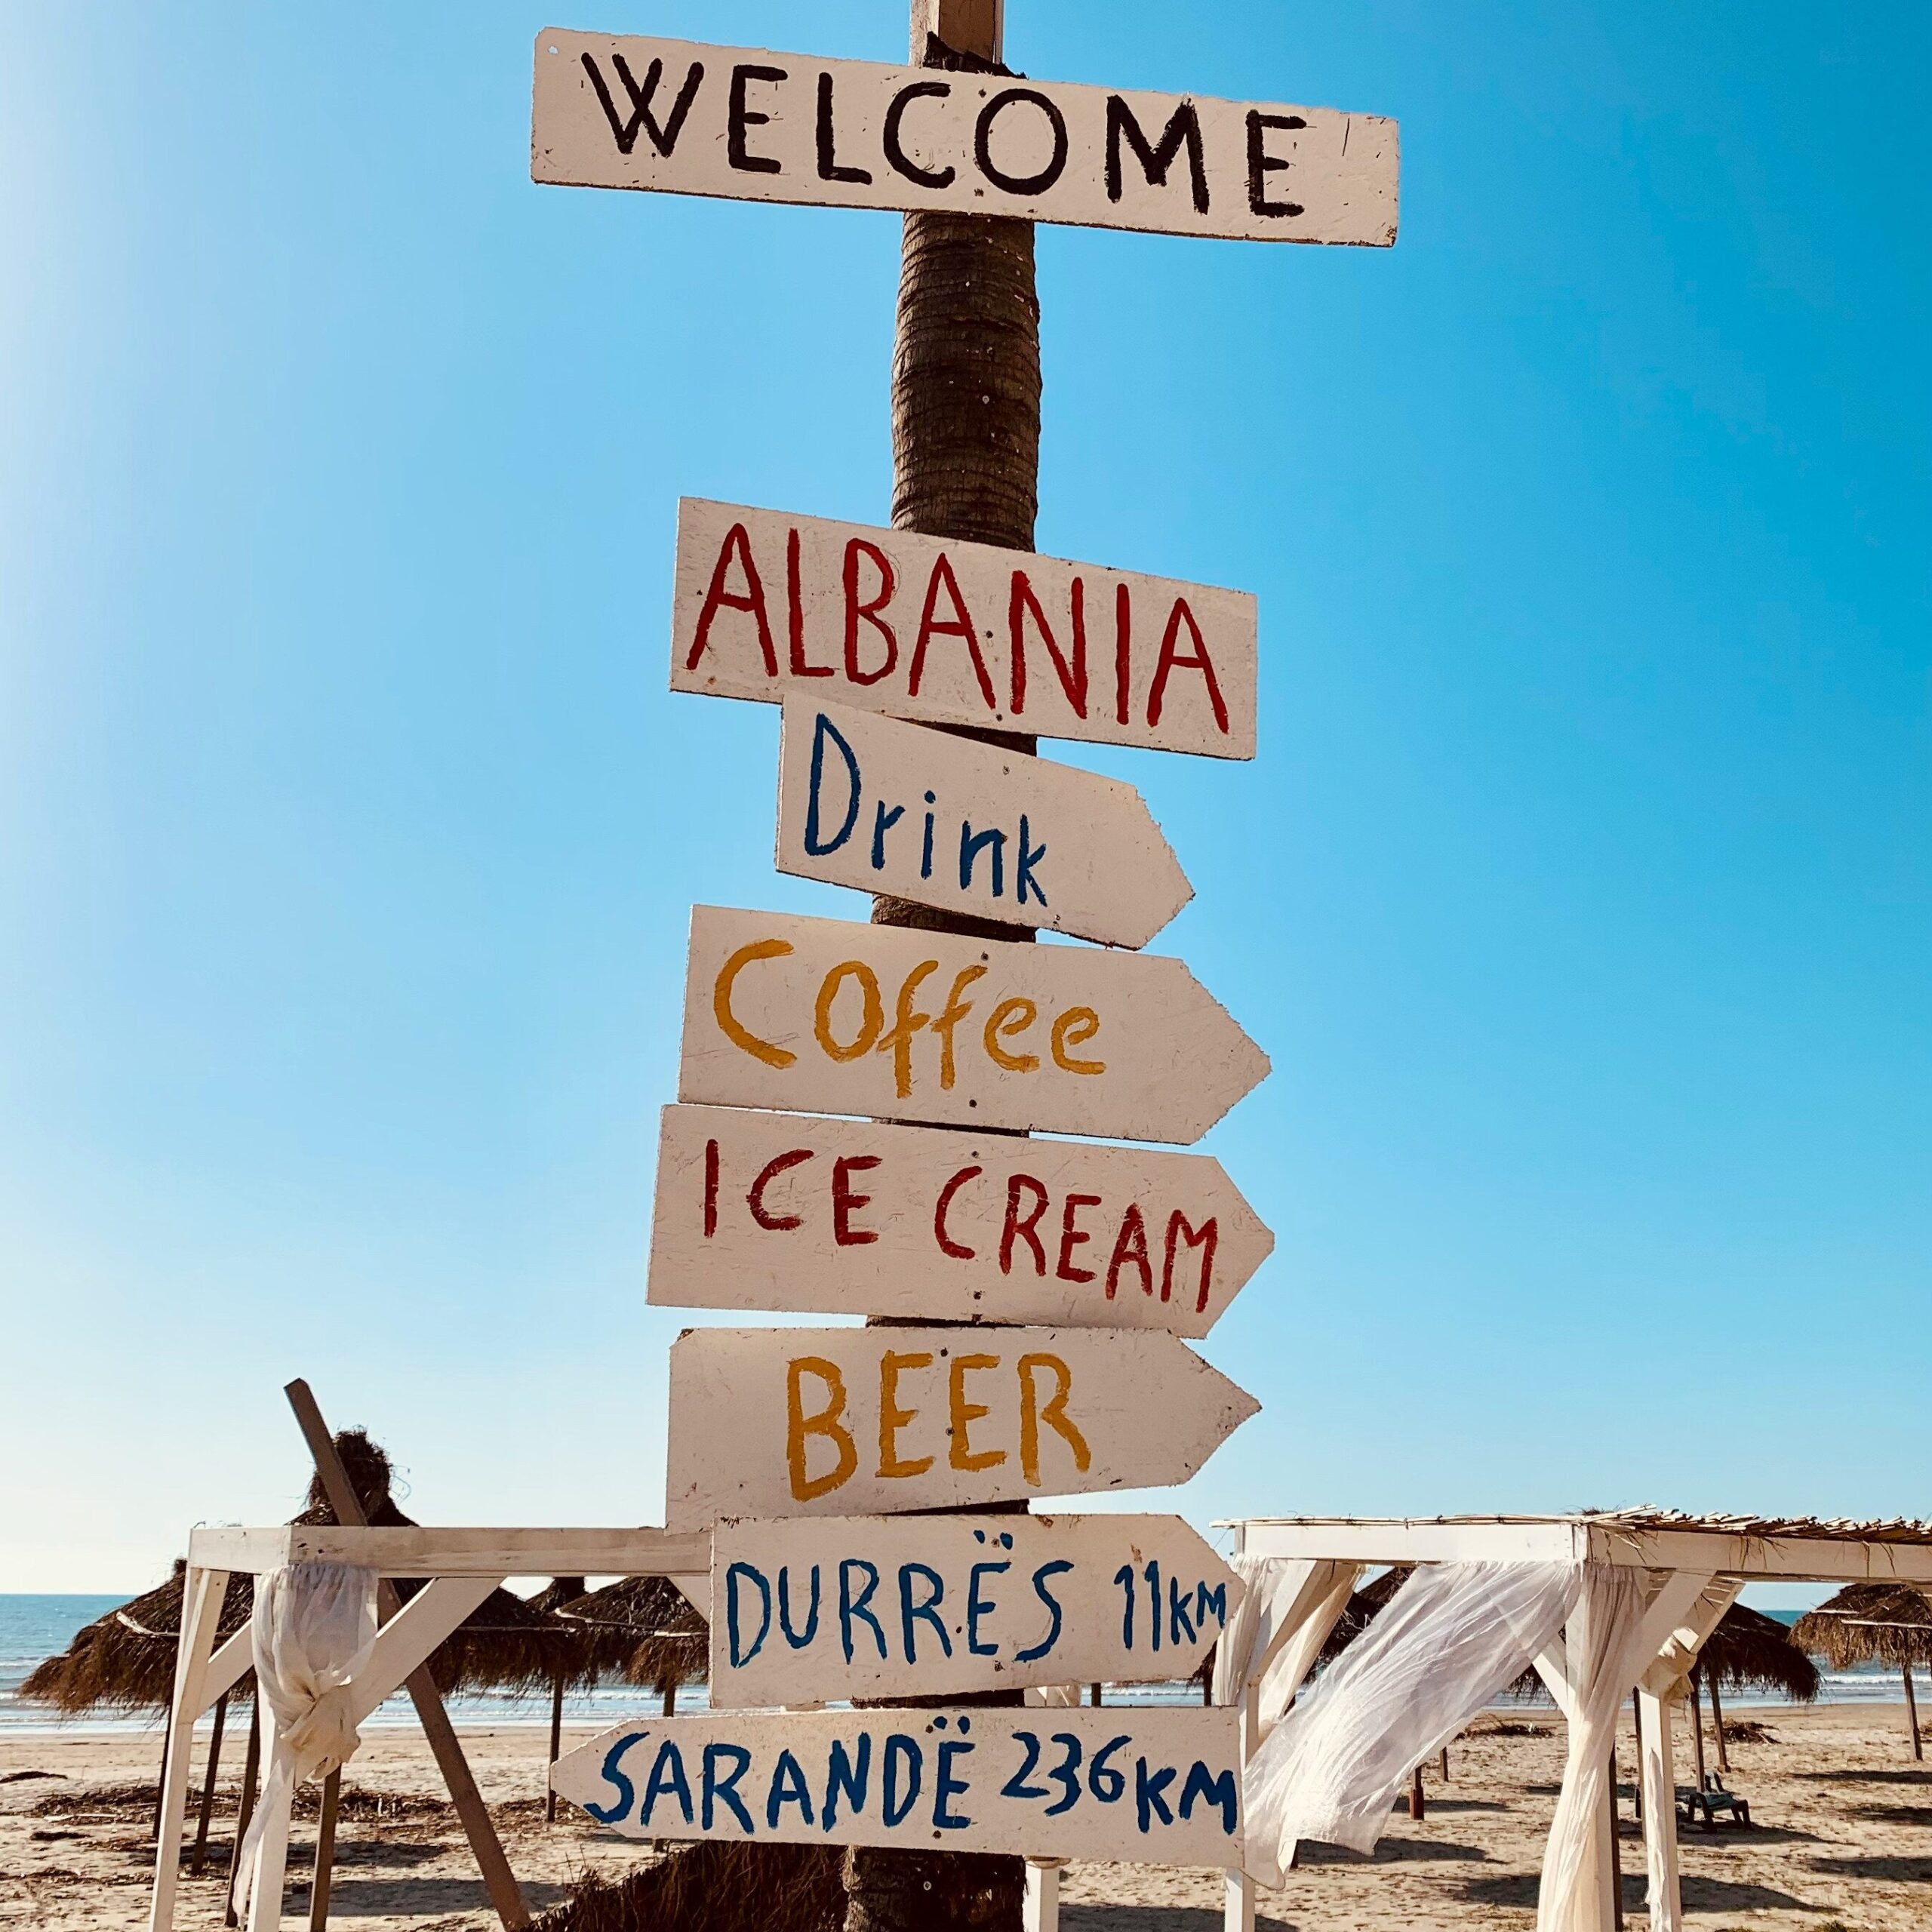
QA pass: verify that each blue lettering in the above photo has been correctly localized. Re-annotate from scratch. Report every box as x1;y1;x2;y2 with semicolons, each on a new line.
822;1735;871;1829
1135;1757;1177;1832
870;798;905;870
840;1559;888;1663
726;1561;772;1667
703;1743;755;1834
1000;1729;1047;1801
1014;1560;1072;1664
639;1740;694;1826
934;1739;974;1829
966;1560;1009;1657
780;1563;822;1649
1044;1732;1083;1817
1088;1735;1131;1803
1014;815;1048;907
584;1730;645;1825
899;1561;953;1663
1168;1574;1197;1648
959;821;1006;897
765;1747;816;1829
1179;1761;1238;1835
882;1734;923;1826
1113;1562;1135;1651
804;711;863;855
1195;1580;1228;1629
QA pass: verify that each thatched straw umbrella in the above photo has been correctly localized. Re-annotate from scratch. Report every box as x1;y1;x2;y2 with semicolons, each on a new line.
553;1575;709;1712
1688;1603;1819;1775
1795;1583;1932;1759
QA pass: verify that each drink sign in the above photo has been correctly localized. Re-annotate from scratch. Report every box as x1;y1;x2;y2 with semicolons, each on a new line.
648;1105;1274;1337
680;905;1269;1144
709;1513;1244;1709
777;697;1192;948
534;31;1398;248
551;1705;1242;1866
663;1325;1259;1530
672;500;1257;760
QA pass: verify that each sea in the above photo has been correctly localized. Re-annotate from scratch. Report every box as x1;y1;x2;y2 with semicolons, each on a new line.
2;1595;1924;1737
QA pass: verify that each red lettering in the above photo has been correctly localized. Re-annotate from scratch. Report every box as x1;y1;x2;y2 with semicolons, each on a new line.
1055;1192;1101;1284
688;521;778;677
843;539;899;686
998;1174;1050;1276
1161;1211;1220;1312
703;1137;720;1240
934;1164;982;1260
832;1155;881;1246
747;1148;814;1230
786;528;833;678
1114;583;1132;726
1146;598;1229;734
1008;571;1088;718
907;552;997;709
1105;1203;1153;1300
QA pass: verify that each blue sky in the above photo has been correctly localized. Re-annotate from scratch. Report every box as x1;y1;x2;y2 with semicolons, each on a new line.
1;4;1926;1601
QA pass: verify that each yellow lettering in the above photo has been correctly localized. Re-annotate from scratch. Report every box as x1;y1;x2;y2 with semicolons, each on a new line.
1051;1006;1105;1075
932;966;986;1089
983;997;1039;1072
1017;1352;1091;1486
714;940;796;1069
814;961;883;1061
786;1356;857;1501
877;1350;934;1478
947;1352;1006;1472
876;960;939;1100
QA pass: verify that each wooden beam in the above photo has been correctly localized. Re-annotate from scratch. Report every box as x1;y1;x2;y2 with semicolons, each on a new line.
921;0;1001;59
284;1381;530;1930
188;1523;709;1579
1637;1689;1681;1932
146;1564;228;1932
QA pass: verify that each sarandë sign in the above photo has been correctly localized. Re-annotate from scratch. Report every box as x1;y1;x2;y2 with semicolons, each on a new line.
648;1104;1275;1337
551;1706;1242;1865
777;698;1192;948
534;31;1398;248
671;500;1257;759
709;1513;1243;1708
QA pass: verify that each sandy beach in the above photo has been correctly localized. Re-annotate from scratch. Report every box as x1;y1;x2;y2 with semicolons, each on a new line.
5;1702;1929;1930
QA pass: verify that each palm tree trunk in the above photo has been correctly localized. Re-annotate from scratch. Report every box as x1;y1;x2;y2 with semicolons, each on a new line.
844;15;1040;1932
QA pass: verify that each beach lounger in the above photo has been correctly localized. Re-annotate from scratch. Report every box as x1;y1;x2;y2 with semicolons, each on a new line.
1675;1779;1752;1829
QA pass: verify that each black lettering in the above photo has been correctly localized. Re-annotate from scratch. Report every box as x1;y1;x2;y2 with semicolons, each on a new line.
580;53;704;159
975;88;1069;198
1105;97;1208;213
1246;110;1307;218
728;63;788;174
884;81;955;189
816;72;872;184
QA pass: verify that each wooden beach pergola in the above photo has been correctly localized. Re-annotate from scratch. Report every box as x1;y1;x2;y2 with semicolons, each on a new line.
1219;1509;1932;1932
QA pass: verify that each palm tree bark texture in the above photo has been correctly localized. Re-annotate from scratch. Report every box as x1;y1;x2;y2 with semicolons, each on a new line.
844;11;1040;1932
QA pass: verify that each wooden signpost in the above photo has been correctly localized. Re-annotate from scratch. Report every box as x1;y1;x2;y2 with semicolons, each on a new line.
680;905;1269;1143
777;697;1192;947
663;1326;1260;1531
709;1513;1243;1708
648;1104;1273;1337
549;1704;1243;1866
533;30;1397;247
672;500;1259;759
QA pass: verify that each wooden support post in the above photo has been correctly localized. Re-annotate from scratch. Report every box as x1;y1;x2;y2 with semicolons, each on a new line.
1088;1683;1102;1706
1607;1741;1623;1931
284;1381;530;1931
308;1770;340;1932
147;1563;229;1932
1407;1762;1425;1821
1222;1865;1257;1932
1630;1692;1643;1822
1687;1673;1707;1790
1637;1690;1681;1932
661;1680;677;1718
545;1673;565;1826
1440;1745;1450;1782
1903;1661;1923;1760
1709;1671;1728;1772
226;1701;262;1928
151;1697;176;1844
244;1706;293;1932
191;1692;229;1875
1022;1858;1061;1932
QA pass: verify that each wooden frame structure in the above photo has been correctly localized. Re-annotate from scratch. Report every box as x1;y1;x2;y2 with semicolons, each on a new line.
145;1525;707;1932
1217;1512;1932;1932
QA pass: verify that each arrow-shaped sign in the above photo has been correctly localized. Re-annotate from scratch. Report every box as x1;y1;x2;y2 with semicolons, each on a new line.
551;1705;1242;1866
777;697;1192;948
648;1105;1273;1337
680;906;1269;1143
709;1513;1244;1709
664;1326;1258;1529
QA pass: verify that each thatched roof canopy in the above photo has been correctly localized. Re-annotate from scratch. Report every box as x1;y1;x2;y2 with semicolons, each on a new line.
555;1576;709;1693
1697;1604;1819;1701
1794;1584;1932;1670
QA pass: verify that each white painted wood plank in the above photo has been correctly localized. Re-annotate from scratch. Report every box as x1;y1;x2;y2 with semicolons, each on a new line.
1637;1689;1681;1932
709;1513;1243;1707
550;1705;1243;1865
1024;1858;1062;1932
1229;1521;1590;1567
186;1525;711;1578
673;501;1257;760
534;33;1398;248
147;1565;228;1932
679;906;1269;1144
777;697;1192;946
649;1105;1272;1336
665;1326;1259;1529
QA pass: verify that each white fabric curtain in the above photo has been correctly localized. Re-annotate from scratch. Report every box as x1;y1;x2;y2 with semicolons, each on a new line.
1536;1564;1651;1932
1211;1557;1358;1727
1244;1560;1582;1886
235;1563;380;1918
